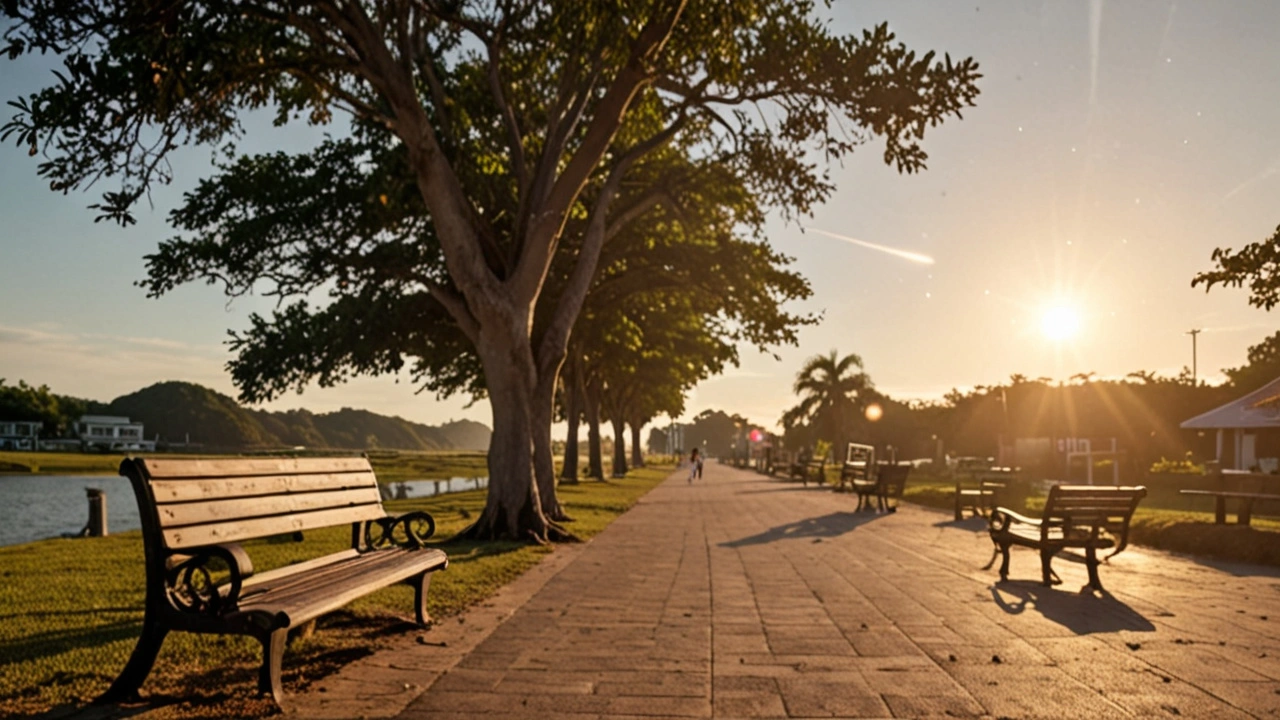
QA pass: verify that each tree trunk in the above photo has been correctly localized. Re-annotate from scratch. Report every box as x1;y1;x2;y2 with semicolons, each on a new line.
562;365;581;483
585;378;605;480
630;421;644;468
611;416;628;477
533;369;572;522
459;323;568;542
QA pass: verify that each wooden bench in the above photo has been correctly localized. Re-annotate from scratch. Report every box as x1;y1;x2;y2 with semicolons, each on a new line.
988;484;1146;591
99;456;448;706
788;457;827;486
954;468;1014;520
853;462;910;512
1180;489;1280;525
1180;470;1280;526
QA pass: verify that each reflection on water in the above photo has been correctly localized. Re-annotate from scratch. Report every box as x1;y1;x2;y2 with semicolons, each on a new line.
0;475;489;547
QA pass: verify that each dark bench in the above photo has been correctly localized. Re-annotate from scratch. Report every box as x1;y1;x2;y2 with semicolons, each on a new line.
853;462;910;512
954;468;1014;520
989;484;1146;591
1180;470;1280;526
789;457;827;486
837;443;875;493
99;456;448;706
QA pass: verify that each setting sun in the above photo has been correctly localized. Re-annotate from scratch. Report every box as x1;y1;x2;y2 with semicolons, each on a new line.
1041;306;1081;341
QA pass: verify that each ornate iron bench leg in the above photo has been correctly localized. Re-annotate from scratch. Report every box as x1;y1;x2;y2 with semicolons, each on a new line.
996;542;1011;580
258;628;288;705
96;615;169;704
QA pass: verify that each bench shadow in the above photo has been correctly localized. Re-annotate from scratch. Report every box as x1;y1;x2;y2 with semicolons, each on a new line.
990;581;1155;634
738;485;831;494
720;511;886;548
932;516;989;531
1186;554;1280;579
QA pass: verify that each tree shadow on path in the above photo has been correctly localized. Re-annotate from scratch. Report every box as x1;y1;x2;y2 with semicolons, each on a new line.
721;512;886;548
990;581;1155;634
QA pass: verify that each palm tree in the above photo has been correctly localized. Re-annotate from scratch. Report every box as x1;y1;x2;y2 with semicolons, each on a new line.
783;350;874;455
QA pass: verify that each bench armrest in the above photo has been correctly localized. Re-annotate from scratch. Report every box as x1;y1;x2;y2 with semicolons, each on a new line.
991;507;1042;527
365;511;438;549
165;543;253;615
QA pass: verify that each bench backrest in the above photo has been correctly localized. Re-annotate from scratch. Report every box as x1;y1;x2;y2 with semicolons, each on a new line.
842;443;874;480
1042;484;1146;540
122;456;386;551
876;463;910;497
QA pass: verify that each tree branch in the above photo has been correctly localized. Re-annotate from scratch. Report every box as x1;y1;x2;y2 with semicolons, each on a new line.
509;0;688;305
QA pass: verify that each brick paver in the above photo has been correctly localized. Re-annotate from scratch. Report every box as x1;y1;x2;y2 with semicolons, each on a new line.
303;463;1280;718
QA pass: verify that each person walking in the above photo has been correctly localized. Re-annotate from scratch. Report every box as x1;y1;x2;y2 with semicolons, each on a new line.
689;447;701;483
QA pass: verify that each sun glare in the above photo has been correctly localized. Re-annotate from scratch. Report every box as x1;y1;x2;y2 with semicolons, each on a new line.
1041;306;1081;341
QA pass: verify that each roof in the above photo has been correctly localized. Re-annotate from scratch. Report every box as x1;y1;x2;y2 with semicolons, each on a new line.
78;415;137;425
1180;376;1280;430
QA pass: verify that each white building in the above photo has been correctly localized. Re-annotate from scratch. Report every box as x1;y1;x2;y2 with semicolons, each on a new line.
1181;376;1280;472
0;420;42;450
74;415;155;451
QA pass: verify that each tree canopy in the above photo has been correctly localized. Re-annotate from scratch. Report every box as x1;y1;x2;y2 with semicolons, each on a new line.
1192;224;1280;311
4;1;981;540
781;349;874;452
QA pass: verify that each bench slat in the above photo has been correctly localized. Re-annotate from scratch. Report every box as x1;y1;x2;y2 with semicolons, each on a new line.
163;503;386;549
239;549;362;592
157;487;384;528
237;547;447;628
1181;490;1280;500
238;548;404;601
150;471;379;503
140;456;371;479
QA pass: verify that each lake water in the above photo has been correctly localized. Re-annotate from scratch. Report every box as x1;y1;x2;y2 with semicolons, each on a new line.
0;475;488;548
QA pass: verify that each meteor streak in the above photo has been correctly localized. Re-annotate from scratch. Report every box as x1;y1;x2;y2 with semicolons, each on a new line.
805;227;935;265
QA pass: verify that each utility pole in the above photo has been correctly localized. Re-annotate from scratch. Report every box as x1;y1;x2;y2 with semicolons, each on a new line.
1187;328;1202;386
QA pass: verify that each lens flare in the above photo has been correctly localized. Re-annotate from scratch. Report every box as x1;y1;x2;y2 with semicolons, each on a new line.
1041;306;1081;341
805;228;935;265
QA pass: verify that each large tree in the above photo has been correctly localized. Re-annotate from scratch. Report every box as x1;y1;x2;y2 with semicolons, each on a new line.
4;1;980;541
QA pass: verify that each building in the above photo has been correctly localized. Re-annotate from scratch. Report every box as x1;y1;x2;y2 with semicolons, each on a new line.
0;420;43;450
73;415;156;451
1180;376;1280;472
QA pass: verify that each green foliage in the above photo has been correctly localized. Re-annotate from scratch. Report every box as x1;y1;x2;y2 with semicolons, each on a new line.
2;0;980;407
1192;224;1280;311
1149;453;1205;475
0;464;673;715
1223;331;1280;393
781;350;874;451
1127;511;1280;567
4;379;491;452
0;379;106;436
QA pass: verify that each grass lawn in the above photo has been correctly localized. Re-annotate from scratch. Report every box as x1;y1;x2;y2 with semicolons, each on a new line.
0;449;490;482
0;464;675;718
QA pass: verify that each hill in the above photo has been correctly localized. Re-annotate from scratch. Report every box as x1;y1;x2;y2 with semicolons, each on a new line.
103;381;490;451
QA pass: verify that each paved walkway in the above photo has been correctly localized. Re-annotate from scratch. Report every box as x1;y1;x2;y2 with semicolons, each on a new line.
294;463;1280;719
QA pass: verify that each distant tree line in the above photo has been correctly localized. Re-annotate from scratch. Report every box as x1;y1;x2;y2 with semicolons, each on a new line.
0;380;489;452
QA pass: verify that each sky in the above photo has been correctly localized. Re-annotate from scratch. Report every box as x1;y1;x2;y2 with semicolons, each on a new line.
1;1;1278;437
